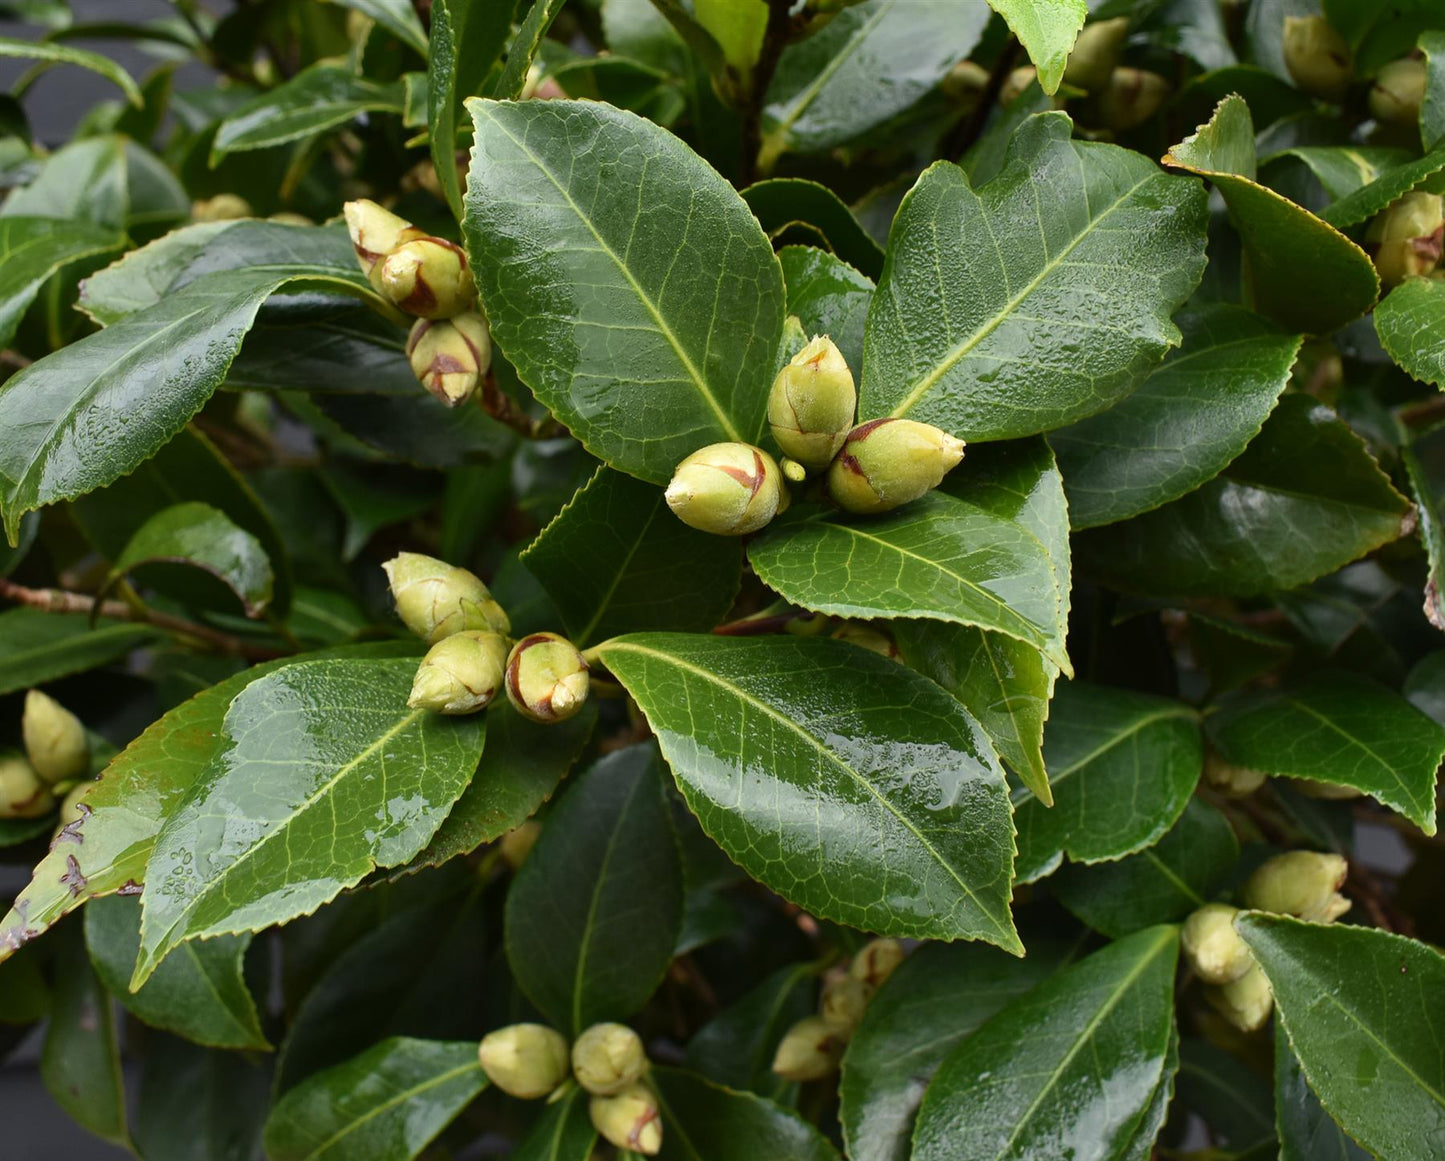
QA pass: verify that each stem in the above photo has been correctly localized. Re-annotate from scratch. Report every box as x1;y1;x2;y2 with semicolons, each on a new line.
942;40;1021;162
475;372;568;440
739;0;799;186
712;609;825;636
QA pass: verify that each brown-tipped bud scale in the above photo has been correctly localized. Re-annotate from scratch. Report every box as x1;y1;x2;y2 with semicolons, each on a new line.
407;312;491;407
22;690;89;784
379;236;476;319
665;442;784;536
1202;748;1266;798
383;551;510;644
1367;191;1444;286
505;633;590;724
408;631;510;715
589;1083;662;1155
849;938;906;988
572;1023;648;1095
771;1015;849;1081
827;419;965;514
819;975;872;1034
1369;58;1428;127
478;1024;571;1099
768;335;858;470
343;199;424;292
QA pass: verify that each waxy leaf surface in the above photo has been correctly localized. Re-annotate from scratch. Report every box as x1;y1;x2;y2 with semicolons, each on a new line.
0;36;142;105
512;1086;597;1161
1275;1021;1371;1161
778;244;872;372
652;1067;841;1161
1377;277;1445;389
0;608;156;697
743;178;884;279
986;0;1087;93
212;65;405;158
0;216;120;348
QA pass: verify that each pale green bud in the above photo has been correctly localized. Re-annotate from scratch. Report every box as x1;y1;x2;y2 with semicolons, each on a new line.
505;632;590;724
827;420;965;514
941;59;991;104
589;1083;662;1155
1096;68;1171;132
1370;58;1428;126
572;1023;648;1095
1000;66;1038;107
267;211;313;226
22;690;89;784
382;551;510;644
407;312;492;407
1206;962;1273;1033
771;1015;848;1081
781;457;808;483
380;236;477;319
478;1023;571;1099
768;335;858;470
1181;904;1254;985
1064;18;1129;93
849;938;906;988
1367;191;1444;286
1242;851;1350;923
830;622;900;660
1283;15;1352;99
0;754;53;820
408;631;510;715
819;975;872;1033
665;442;784;536
500;820;542;869
343;198;424;292
191;193;252;222
1202;749;1266;797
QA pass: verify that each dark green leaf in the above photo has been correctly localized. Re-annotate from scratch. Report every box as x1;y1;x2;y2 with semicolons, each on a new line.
777;244;872;373
1423;31;1445;152
1276;1020;1370;1161
133;1035;272;1161
742;179;885;280
212;65;405;159
0;36;142;105
1377;276;1445;389
228;309;415;396
1176;1037;1275;1151
307;389;515;468
1318;145;1445;229
2;133;127;229
652;1066;841;1161
1407;651;1445;725
492;0;569;100
0;608;156;696
0;216;119;348
1322;0;1443;73
513;1085;597;1161
426;0;463;220
686;962;815;1098
986;0;1088;93
334;0;428;56
1263;145;1412;203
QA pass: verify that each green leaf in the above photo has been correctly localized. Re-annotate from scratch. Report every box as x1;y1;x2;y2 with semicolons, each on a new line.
211;64;405;159
85;894;268;1051
840;939;1074;1161
262;1037;487;1161
742;179;885;280
504;744;682;1036
2;133;127;230
513;1085;597;1161
686;962;815;1098
1263;145;1412;202
778;244;872;373
1122;1024;1181;1161
463;98;784;483
1377;276;1445;389
134;656;482;987
427;0;464;220
913;925;1179;1161
0;608;156;696
1176;1037;1275;1152
0;216;120;348
1237;914;1445;1161
332;0;429;56
595;633;1021;950
1318;145;1445;229
0;36;142;106
1050;305;1303;529
1322;0;1443;74
1423;31;1445;152
862;113;1207;439
228;308;416;396
1405;421;1445;630
1163;95;1378;334
985;0;1087;93
1206;674;1445;833
522;466;742;647
132;1036;272;1161
1075;394;1411;597
1014;681;1202;883
1052;798;1239;938
651;1066;841;1161
492;0;570;100
1276;1020;1371;1161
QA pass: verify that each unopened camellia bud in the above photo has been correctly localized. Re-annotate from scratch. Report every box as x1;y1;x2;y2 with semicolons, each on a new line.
407;312;492;407
1000;66;1038;107
1242;851;1351;923
589;1083;662;1155
1064;17;1129;93
380;237;476;319
849;938;906;988
1366;191;1444;287
1202;748;1266;797
819;975;872;1033
830;622;900;659
665;442;784;536
191;193;252;222
500;820;542;869
941;59;990;104
383;551;510;644
408;631;510;715
0;754;53;820
827;419;965;514
1096;68;1171;131
478;1024;571;1099
1369;58;1428;126
344;199;424;292
1206;963;1273;1033
768;335;858;471
505;632;590;724
771;1015;849;1081
1283;15;1352;99
1181;904;1254;985
572;1023;648;1095
22;690;89;784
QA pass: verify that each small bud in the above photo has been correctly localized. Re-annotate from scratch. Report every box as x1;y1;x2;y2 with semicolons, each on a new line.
191;193;252;222
1205;962;1273;1033
781;457;808;483
1000;66;1038;107
478;1024;571;1099
267;211;313;226
665;442;784;536
408;631;510;715
1283;15;1352;99
827;419;965;514
383;551;510;644
942;59;991;104
768;335;858;471
572;1023;648;1096
1367;191;1444;287
505;633;590;724
22;690;90;784
0;754;53;820
1369;58;1428;126
819;975;872;1034
771;1015;849;1081
380;237;477;319
1181;904;1254;985
830;622;900;659
1242;851;1351;923
1202;748;1266;797
849;938;906;988
1064;18;1129;93
499;820;542;869
343;199;424;292
407;313;492;407
1095;68;1171;131
589;1083;662;1155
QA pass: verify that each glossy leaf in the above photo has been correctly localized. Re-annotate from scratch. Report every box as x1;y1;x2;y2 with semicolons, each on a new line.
212;65;405;159
0;216;119;348
778;244;872;372
262;1037;486;1161
1276;1021;1371;1161
1176;1037;1274;1152
1264;145;1411;203
1014;681;1202;883
0;36;142;105
463;98;785;483
513;1085;597;1161
1206;674;1445;833
596;633;1021;949
1377;276;1445;389
132;1035;272;1161
1405;421;1445;631
742;178;884;280
1316;145;1445;229
228;308;416;395
1050;305;1303;529
334;0;429;55
986;0;1087;93
863;113;1207;440
1238;914;1445;1161
1423;31;1445;152
41;928;129;1146
651;1066;841;1161
522;466;742;646
0;608;156;696
913;925;1179;1161
492;0;569;100
686;962;815;1097
134;656;482;987
1322;0;1443;74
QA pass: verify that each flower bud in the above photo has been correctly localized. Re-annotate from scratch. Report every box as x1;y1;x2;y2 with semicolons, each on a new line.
1369;58;1428;126
383;551;510;644
589;1083;662;1155
267;211;313;226
1095;68;1171;131
830;622;900;659
505;633;590;724
1181;904;1253;985
407;312;492;407
1000;66;1038;107
191;193;252;222
665;442;784;536
22;690;89;784
478;1024;571;1099
827;419;965;514
343;199;424;292
1205;963;1273;1033
0;754;53;820
1367;191;1444;286
499;820;541;869
768;335;858;471
1242;851;1351;923
572;1023;648;1095
771;1015;849;1081
1064;17;1129;93
379;237;476;319
819;975;872;1033
1202;748;1266;797
941;59;990;104
1283;15;1352;99
408;631;510;715
849;938;906;988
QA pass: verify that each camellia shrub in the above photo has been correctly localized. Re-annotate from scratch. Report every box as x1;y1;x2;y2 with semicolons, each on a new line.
3;0;1445;1157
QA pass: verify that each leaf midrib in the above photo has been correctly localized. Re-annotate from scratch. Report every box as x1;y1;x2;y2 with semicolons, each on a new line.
1013;704;1196;807
766;0;896;143
298;1059;481;1161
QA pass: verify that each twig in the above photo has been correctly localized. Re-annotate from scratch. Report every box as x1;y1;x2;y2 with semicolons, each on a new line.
476;372;568;440
739;0;801;185
942;40;1021;162
712;609;823;636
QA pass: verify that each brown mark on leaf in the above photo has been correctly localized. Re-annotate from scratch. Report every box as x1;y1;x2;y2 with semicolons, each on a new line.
51;803;92;848
117;880;143;897
60;855;88;898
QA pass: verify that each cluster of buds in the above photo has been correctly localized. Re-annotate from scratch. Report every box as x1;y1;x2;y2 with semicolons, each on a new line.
344;199;490;408
772;938;905;1082
385;553;590;725
477;1022;662;1154
1366;191;1444;288
2;691;95;821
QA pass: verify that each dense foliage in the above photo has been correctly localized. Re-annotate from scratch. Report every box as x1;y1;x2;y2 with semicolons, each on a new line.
1;0;1444;1158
